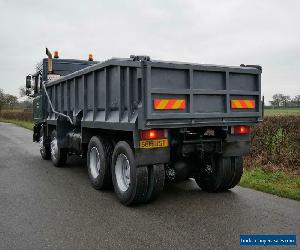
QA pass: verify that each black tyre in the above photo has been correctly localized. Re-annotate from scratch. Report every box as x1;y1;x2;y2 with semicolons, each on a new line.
87;136;113;190
50;130;67;167
228;157;243;189
39;128;50;160
111;141;149;206
146;164;165;202
195;156;243;192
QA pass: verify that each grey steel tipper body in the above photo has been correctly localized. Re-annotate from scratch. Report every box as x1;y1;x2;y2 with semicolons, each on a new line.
26;51;262;205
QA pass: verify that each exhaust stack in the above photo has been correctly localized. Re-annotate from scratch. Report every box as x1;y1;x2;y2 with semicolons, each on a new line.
46;48;53;74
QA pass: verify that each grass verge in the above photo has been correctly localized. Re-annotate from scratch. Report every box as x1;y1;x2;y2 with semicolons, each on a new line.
240;168;300;201
0;118;33;130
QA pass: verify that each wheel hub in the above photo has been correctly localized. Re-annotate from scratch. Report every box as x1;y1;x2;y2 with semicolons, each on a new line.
115;153;131;192
89;147;101;179
50;136;58;160
39;135;45;154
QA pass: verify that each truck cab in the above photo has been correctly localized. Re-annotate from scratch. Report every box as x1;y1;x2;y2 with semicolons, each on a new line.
26;51;97;134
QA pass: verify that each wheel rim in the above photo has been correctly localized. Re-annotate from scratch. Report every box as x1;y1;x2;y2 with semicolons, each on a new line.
115;153;131;192
39;135;45;155
50;136;58;160
89;147;101;179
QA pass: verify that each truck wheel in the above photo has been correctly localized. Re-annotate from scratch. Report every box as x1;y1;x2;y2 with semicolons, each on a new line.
87;136;113;190
227;157;243;189
50;130;67;167
39;128;50;160
195;156;242;192
111;141;149;206
146;164;165;202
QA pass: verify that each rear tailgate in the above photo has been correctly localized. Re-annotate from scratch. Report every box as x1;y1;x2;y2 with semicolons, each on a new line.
141;60;262;128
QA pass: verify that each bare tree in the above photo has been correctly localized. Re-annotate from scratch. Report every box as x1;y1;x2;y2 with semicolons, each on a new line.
0;89;19;111
270;94;284;107
293;95;300;107
4;94;18;109
282;95;291;107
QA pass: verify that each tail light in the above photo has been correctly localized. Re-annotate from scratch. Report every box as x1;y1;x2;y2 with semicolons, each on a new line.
231;125;250;135
140;129;167;140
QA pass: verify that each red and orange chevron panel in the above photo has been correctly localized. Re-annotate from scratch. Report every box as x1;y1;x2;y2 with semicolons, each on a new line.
154;99;186;110
231;99;255;109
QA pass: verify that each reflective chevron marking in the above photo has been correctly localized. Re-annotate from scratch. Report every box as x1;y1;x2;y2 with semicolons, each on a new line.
231;99;255;109
154;99;186;110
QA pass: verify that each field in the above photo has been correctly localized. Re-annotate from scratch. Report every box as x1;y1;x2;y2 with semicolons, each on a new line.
265;107;300;116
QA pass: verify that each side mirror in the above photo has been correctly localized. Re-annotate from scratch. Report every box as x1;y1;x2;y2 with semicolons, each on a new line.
26;75;32;89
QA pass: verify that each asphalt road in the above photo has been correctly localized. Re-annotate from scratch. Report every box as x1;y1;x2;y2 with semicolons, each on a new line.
0;122;299;250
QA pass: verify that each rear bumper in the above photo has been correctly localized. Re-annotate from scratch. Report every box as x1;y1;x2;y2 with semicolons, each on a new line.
142;117;261;129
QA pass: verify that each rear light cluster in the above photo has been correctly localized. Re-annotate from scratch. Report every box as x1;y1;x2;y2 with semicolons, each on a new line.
140;129;167;140
231;125;250;135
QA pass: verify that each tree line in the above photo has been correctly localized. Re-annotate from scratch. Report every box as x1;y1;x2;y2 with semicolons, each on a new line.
270;94;300;108
0;88;32;113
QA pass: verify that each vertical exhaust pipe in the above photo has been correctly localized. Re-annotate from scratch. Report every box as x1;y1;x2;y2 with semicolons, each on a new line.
46;48;53;74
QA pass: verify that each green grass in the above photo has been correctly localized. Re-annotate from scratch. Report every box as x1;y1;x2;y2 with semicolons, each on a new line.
0;118;33;130
264;108;300;116
240;168;300;201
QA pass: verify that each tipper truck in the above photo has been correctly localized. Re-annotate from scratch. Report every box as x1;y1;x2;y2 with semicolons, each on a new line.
25;49;262;205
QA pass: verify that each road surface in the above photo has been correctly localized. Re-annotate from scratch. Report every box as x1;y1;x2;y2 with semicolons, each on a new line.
0;122;299;250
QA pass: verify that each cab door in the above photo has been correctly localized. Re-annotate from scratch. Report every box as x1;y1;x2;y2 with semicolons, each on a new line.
32;74;43;122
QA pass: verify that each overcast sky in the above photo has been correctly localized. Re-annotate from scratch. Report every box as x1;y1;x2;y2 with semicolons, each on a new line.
0;0;299;103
